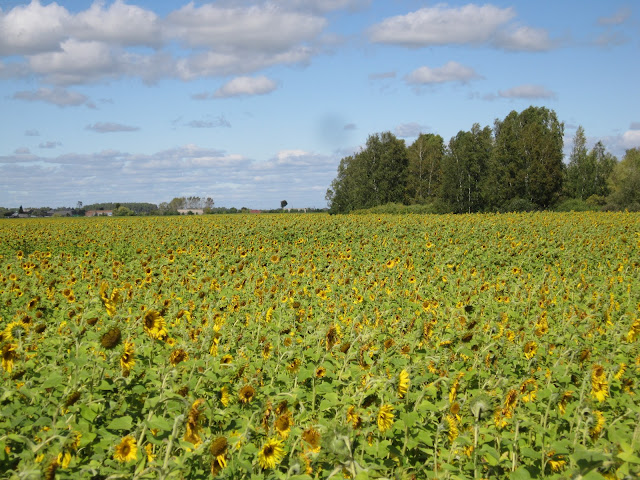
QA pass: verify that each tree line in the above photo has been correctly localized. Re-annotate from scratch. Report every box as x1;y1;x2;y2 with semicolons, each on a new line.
326;106;640;214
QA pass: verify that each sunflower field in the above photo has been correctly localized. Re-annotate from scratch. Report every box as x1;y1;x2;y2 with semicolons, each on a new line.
0;212;639;480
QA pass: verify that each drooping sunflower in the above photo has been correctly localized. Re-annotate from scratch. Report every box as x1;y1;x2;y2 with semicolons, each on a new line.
301;427;321;452
113;436;137;463
274;413;292;439
377;404;394;433
238;384;256;404
257;438;285;470
143;310;166;339
120;341;135;376
210;436;228;476
100;327;122;349
184;399;205;446
1;343;18;373
398;369;410;398
523;341;538;360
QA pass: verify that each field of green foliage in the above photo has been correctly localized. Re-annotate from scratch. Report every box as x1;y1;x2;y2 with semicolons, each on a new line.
0;212;639;479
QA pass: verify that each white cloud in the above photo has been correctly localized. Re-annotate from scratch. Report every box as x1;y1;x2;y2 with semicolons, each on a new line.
406;61;480;85
72;0;161;47
369;4;515;47
166;3;325;53
25;129;40;136
27;39;121;85
0;0;71;55
497;84;556;99
494;26;554;51
213;76;278;98
622;129;640;148
368;4;554;51
395;123;427;138
12;87;90;107
275;0;371;13
0;145;339;208
14;147;31;155
598;7;632;26
86;122;140;133
0;1;326;85
630;122;640;130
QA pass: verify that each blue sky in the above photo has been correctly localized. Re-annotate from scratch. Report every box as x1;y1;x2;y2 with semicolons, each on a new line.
1;0;639;209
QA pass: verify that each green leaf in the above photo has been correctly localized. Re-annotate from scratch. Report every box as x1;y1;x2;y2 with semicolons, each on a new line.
617;451;640;464
106;415;133;431
42;374;64;389
148;416;173;432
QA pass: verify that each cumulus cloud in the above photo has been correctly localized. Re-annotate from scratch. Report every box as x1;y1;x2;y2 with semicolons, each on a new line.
368;4;554;51
12;87;91;107
0;1;327;85
85;122;140;133
213;76;278;98
497;84;557;99
395;123;427;138
405;61;480;85
14;147;31;155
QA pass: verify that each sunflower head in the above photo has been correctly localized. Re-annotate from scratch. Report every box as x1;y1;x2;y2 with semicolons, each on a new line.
257;438;285;470
113;436;137;463
238;385;255;404
101;327;122;349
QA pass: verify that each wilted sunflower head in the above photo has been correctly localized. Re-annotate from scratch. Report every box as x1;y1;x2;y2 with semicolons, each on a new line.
301;427;321;452
101;327;122;349
238;384;255;404
274;413;292;438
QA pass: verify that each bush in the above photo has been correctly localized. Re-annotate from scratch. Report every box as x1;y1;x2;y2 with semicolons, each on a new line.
554;198;597;212
499;198;538;213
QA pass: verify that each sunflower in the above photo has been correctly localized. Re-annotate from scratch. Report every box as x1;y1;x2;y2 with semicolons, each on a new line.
120;342;135;376
274;413;292;439
398;369;410;398
170;348;188;366
377;404;394;433
143;310;166;339
100;327;122;349
346;406;361;428
523;341;538;360
315;366;326;378
1;343;18;373
445;414;458;443
184;399;205;446
301;427;321;452
215;385;229;407
589;410;605;440
210;436;228;476
113;436;137;463
238;385;256;404
591;365;609;403
257;438;285;470
558;391;573;415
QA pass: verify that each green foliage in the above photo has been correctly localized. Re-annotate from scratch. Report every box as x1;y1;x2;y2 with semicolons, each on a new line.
553;198;598;212
405;133;444;204
441;123;493;213
606;147;640;210
488;106;564;209
327;132;408;214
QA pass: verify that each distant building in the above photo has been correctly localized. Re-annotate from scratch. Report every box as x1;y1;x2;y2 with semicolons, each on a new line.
250;210;262;214
177;209;204;215
86;210;113;217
